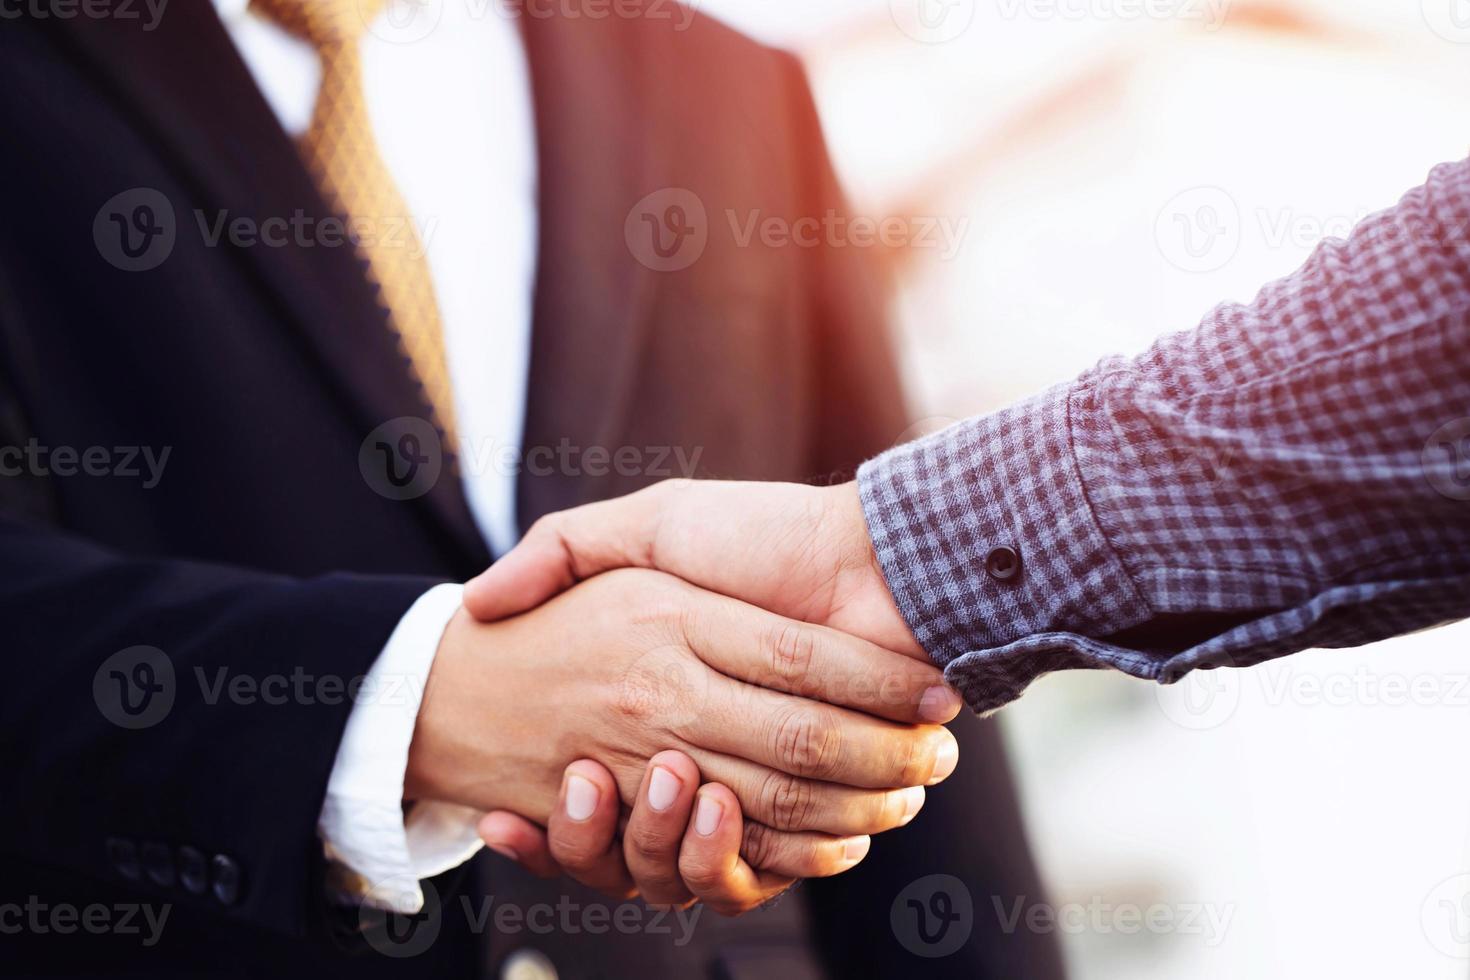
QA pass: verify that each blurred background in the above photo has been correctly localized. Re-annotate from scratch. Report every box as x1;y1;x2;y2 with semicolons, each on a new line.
694;1;1470;977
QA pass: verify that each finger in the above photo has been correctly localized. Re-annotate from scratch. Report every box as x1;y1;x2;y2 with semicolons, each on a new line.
694;672;960;790
477;811;561;879
622;751;700;907
546;760;637;900
737;820;873;881
680;785;798;916
688;751;926;836
463;484;669;621
682;594;961;725
675;785;796;916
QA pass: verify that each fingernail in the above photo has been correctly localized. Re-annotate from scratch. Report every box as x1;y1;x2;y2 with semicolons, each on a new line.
648;766;681;812
899;786;925;824
843;836;871;865
918;684;962;722
928;735;959;785
564;773;599;822
486;842;520;863
694;793;723;837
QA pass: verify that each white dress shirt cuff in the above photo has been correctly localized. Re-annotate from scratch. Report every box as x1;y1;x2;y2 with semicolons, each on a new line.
317;583;485;914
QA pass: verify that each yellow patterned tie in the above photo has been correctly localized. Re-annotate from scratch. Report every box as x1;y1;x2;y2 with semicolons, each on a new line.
251;0;457;448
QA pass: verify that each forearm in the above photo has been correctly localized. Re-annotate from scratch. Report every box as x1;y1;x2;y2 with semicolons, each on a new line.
861;156;1470;713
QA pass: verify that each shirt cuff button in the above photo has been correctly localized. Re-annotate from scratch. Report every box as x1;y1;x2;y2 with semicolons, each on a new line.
985;545;1022;583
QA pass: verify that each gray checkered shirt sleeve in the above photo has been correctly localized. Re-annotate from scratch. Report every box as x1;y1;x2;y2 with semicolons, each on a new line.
859;157;1470;714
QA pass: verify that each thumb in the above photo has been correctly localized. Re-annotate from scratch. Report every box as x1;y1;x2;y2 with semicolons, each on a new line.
462;522;580;621
462;485;669;621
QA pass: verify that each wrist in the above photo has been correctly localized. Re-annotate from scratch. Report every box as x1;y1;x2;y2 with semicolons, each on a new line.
825;480;876;569
404;606;488;806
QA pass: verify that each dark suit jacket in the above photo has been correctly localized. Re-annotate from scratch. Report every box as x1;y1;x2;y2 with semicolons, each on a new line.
0;2;1064;978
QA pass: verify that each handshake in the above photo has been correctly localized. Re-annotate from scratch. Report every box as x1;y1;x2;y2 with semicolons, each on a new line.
403;480;962;916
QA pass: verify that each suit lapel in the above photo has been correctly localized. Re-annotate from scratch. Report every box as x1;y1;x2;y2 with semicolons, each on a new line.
516;12;658;528
46;2;488;567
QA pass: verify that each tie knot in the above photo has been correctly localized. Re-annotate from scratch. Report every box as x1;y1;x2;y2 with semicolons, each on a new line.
250;0;386;48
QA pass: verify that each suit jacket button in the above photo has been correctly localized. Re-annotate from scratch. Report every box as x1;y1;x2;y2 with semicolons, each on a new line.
142;842;175;888
985;546;1022;583
210;854;243;906
178;846;208;895
500;949;559;980
106;837;140;881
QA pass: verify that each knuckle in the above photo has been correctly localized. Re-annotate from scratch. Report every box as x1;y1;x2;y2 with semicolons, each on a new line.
770;706;842;778
611;647;690;727
760;771;818;831
627;853;680;887
626;579;697;645
626;828;677;864
633;869;682;896
895;732;934;787
524;512;563;544
881;789;911;829
765;622;818;689
678;853;725;892
740;822;780;871
549;835;602;871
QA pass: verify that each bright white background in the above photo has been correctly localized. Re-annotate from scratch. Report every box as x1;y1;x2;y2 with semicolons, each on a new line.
694;1;1470;976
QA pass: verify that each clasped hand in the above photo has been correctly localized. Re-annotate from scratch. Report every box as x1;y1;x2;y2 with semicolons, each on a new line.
406;481;961;914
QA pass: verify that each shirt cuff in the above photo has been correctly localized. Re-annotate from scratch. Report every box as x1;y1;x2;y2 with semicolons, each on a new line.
317;583;485;914
857;381;1155;713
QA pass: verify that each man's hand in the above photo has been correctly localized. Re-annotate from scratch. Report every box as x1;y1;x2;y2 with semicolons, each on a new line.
479;752;809;915
464;480;925;666
459;481;962;908
407;568;958;883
